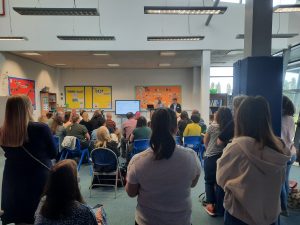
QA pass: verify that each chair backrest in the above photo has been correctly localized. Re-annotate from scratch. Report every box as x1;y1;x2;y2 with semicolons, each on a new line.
183;136;202;150
175;136;181;145
91;148;118;171
133;139;150;155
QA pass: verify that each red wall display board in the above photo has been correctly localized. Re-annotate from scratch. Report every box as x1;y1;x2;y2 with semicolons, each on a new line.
8;77;36;109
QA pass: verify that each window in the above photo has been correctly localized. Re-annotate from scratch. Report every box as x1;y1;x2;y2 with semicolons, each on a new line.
210;67;233;95
283;70;300;116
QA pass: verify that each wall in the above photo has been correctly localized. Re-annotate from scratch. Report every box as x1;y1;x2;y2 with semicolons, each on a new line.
59;68;202;125
0;53;59;119
288;13;300;46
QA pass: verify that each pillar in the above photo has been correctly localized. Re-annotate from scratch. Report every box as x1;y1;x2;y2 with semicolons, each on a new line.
200;51;210;125
192;66;201;110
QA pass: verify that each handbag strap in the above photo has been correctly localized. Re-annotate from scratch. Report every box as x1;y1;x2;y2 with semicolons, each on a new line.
22;146;51;171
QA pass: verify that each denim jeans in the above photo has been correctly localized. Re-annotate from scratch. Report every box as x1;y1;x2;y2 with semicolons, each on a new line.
204;153;224;216
280;154;297;211
224;211;277;225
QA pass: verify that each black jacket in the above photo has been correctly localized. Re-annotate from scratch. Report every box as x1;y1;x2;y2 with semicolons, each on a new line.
170;103;182;113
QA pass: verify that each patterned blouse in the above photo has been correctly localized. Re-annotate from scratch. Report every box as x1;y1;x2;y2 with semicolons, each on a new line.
34;197;96;225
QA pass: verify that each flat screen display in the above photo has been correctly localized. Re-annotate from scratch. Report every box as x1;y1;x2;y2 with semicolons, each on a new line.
115;100;140;115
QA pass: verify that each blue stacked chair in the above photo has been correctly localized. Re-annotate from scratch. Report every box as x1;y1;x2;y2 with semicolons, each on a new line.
132;139;150;156
183;136;205;167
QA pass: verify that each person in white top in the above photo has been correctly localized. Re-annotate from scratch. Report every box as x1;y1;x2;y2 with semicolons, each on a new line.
126;108;201;225
280;95;297;216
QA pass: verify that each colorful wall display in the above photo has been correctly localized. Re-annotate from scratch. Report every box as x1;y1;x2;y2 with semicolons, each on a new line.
8;77;36;109
136;85;181;109
65;86;112;109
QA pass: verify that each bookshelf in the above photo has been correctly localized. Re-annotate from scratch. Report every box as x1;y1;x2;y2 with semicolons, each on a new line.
209;94;230;122
40;92;57;115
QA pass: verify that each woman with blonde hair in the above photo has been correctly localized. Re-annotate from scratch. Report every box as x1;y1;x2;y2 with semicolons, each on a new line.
79;111;93;134
95;126;120;157
0;95;57;225
34;159;97;225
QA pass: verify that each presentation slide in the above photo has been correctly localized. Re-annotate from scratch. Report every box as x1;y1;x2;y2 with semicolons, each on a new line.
115;100;140;115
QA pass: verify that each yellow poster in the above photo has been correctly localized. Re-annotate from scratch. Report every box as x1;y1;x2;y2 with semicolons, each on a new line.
85;87;93;108
65;86;85;109
92;86;112;109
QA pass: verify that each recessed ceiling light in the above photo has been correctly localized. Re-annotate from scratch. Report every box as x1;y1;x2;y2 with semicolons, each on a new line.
93;53;110;56
57;36;115;41
13;7;99;16
0;36;27;41
148;36;204;41
55;63;67;66
107;64;120;67
144;6;227;15
159;63;171;67
22;52;41;56
274;4;300;13
236;33;299;39
160;51;176;56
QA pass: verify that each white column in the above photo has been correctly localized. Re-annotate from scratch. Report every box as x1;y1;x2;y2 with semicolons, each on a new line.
200;51;210;124
192;67;201;110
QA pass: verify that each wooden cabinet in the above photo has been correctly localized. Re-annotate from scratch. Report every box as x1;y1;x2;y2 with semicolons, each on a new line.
40;92;57;115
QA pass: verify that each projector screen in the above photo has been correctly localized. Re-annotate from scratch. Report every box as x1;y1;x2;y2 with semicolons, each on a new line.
115;100;140;115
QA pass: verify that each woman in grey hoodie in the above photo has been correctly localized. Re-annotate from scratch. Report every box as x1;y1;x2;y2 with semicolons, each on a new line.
217;96;290;225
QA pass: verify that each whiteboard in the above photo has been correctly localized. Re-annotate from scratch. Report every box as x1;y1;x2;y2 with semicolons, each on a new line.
0;96;8;126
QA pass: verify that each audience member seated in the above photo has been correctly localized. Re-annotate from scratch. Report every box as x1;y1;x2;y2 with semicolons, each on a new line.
79;109;86;120
34;160;97;225
63;111;72;128
183;114;202;137
126;108;201;225
217;96;290;225
203;107;232;217
46;112;54;127
281;95;297;216
191;109;207;133
38;113;48;124
66;114;90;149
177;111;192;143
106;112;116;133
50;112;66;149
121;112;137;157
94;126;120;157
0;95;57;225
79;112;93;134
89;110;106;131
129;116;151;142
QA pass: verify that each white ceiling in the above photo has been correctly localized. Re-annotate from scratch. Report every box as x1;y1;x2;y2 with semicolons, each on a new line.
11;50;204;69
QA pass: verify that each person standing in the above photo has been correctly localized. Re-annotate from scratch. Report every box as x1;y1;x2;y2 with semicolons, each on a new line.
169;97;182;114
217;96;290;225
126;108;201;225
106;112;117;133
280;95;297;216
0;95;57;225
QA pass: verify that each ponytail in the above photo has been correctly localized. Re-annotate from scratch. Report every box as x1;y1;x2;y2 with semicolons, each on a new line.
150;108;177;160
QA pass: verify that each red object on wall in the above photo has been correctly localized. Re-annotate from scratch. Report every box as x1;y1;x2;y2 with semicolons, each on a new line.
0;0;5;16
8;77;36;109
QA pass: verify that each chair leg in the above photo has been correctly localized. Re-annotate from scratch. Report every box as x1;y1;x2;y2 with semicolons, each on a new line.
115;171;118;199
119;168;124;187
77;150;86;171
86;150;93;176
59;150;65;161
89;172;94;198
65;151;69;159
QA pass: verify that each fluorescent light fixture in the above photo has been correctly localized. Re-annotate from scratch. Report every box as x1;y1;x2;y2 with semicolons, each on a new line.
107;64;120;67
148;36;204;41
159;63;171;67
0;36;27;41
57;36;115;41
160;51;176;56
236;33;298;39
22;52;41;56
144;6;227;15
274;4;300;13
93;52;110;56
13;7;99;16
55;63;66;66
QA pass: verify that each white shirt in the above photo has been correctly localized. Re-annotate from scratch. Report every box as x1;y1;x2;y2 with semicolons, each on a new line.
127;146;201;225
281;115;297;156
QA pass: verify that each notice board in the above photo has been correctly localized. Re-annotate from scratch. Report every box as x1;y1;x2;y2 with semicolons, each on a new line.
8;77;36;109
65;86;112;109
136;85;181;109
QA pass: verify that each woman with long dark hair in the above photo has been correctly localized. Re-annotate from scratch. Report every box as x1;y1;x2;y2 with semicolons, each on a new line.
0;95;57;225
217;96;290;225
34;159;96;225
129;116;151;142
126;108;201;225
